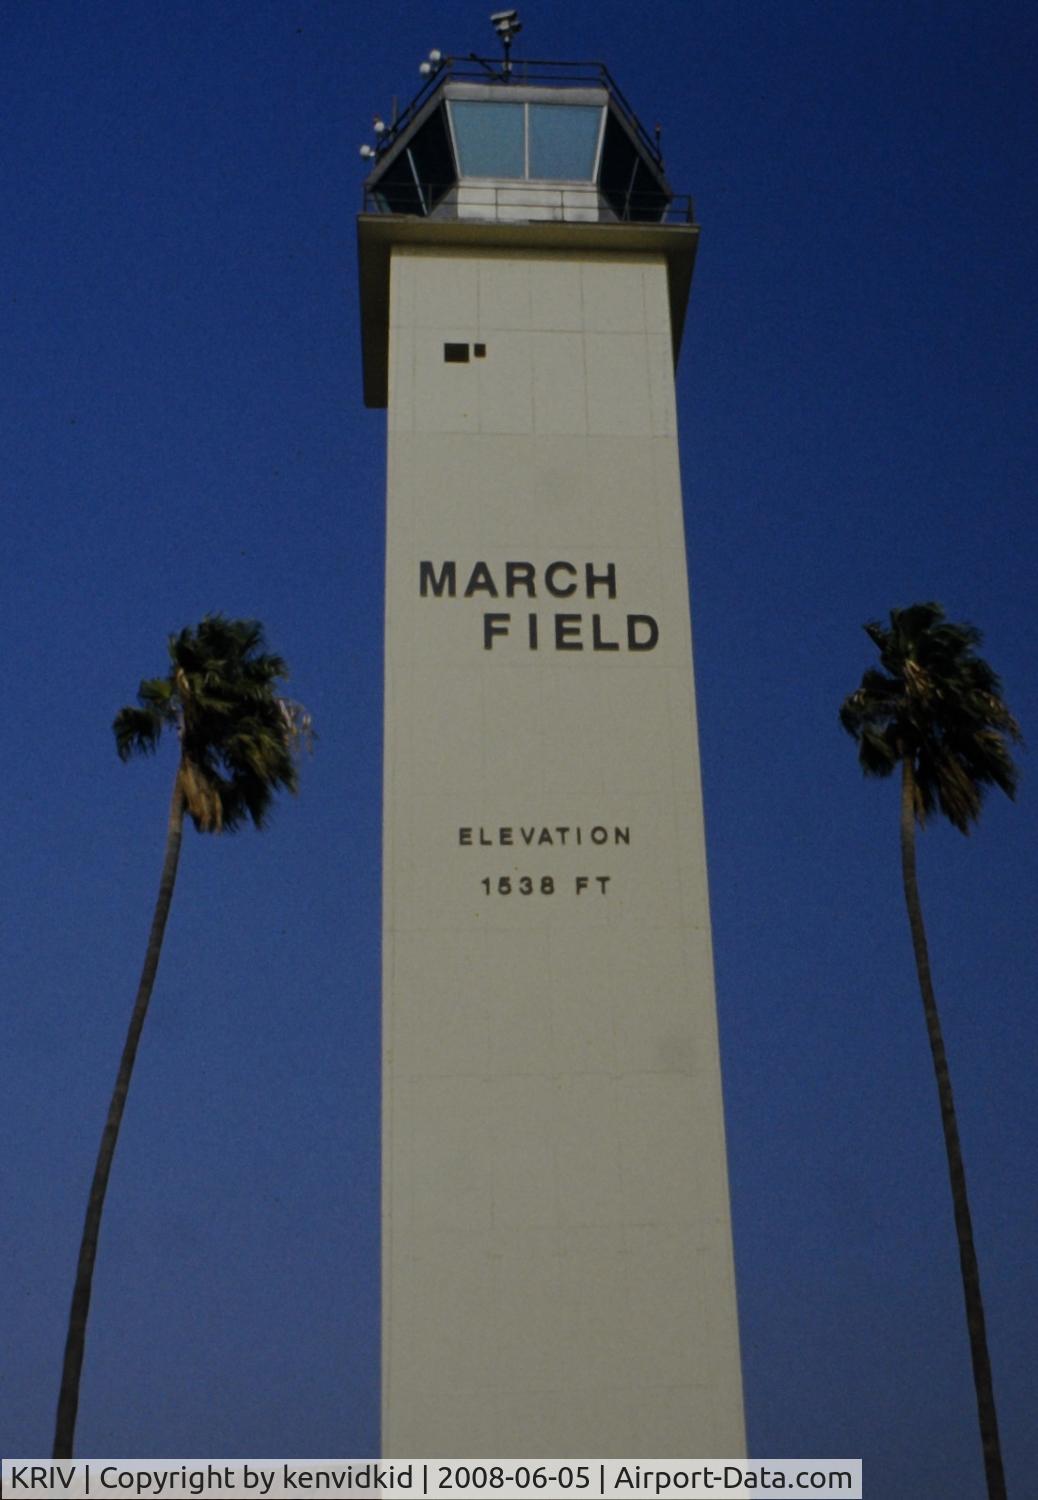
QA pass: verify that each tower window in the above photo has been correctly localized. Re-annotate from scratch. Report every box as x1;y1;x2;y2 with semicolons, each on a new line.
448;100;604;182
449;101;525;178
444;343;470;362
528;104;602;180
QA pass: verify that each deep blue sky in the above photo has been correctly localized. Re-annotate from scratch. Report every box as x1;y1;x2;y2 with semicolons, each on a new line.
3;3;1036;1494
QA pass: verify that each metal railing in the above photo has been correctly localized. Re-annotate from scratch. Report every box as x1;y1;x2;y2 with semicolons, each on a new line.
362;179;695;226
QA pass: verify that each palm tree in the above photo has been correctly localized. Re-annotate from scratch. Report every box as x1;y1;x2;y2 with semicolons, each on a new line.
840;601;1021;1500
53;615;310;1459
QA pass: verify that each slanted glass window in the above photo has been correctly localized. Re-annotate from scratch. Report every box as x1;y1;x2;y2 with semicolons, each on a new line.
528;104;601;180
450;101;525;178
369;106;457;216
408;105;456;210
598;110;670;222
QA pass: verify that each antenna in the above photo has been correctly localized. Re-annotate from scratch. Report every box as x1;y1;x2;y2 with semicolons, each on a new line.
490;9;522;77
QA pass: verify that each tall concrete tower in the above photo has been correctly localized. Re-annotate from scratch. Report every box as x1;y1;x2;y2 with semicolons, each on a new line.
359;28;744;1459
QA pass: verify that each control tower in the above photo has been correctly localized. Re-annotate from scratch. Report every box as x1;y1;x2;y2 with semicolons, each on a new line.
358;19;744;1459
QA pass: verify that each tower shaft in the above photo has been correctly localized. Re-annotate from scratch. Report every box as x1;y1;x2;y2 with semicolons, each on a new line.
372;227;745;1457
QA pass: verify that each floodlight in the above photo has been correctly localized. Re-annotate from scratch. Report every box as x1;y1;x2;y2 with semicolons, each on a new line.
359;144;375;158
373;118;386;134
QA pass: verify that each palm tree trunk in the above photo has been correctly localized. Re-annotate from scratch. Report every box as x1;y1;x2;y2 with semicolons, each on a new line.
53;770;186;1458
899;757;1007;1499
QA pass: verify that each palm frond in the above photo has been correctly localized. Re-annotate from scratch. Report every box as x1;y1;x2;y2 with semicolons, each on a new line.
180;754;224;832
842;602;1021;833
137;677;177;718
113;706;164;761
121;614;307;834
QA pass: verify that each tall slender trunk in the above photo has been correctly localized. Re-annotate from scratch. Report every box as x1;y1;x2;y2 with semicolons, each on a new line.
53;769;186;1459
899;757;1006;1499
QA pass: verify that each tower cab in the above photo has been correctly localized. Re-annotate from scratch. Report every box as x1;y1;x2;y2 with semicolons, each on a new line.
361;54;689;227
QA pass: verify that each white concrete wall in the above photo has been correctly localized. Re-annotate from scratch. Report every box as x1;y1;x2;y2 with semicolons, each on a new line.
382;246;744;1457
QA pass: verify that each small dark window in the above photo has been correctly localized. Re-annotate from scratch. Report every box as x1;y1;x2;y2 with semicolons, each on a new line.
444;343;470;363
473;343;486;358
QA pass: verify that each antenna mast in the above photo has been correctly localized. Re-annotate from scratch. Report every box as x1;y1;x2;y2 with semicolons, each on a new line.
490;9;522;77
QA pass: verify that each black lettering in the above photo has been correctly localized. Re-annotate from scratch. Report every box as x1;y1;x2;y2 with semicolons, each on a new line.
459;828;473;845
483;613;511;649
506;561;537;597
545;561;578;598
419;560;456;598
528;612;538;650
615;826;630;845
465;561;498;597
592;614;620;651
585;561;617;598
627;614;659;651
555;614;583;650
